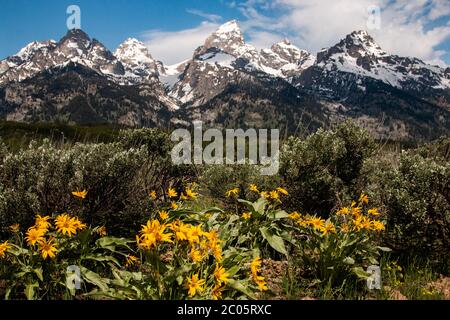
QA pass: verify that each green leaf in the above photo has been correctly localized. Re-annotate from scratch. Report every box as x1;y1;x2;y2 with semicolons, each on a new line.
24;282;39;300
252;198;267;215
259;227;288;255
80;266;110;291
96;237;132;251
33;268;44;281
343;257;355;265
377;246;392;252
271;210;289;219
82;254;120;266
201;207;224;215
352;267;370;279
227;279;256;300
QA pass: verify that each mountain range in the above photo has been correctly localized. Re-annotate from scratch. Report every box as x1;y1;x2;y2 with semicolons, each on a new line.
0;20;449;140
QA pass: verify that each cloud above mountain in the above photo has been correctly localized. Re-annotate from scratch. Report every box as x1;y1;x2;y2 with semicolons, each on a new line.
142;0;450;67
141;21;220;65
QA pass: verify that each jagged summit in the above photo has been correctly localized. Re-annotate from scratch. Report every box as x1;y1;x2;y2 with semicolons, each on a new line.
60;28;91;42
202;20;250;58
114;37;164;80
214;20;242;36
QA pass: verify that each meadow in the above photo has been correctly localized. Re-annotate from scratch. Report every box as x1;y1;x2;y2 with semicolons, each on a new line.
0;121;448;300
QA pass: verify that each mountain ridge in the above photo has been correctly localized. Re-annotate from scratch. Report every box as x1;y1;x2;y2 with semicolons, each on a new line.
0;21;449;140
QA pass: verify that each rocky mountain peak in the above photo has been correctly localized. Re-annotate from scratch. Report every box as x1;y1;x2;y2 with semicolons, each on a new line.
115;38;155;65
202;20;251;57
114;38;164;82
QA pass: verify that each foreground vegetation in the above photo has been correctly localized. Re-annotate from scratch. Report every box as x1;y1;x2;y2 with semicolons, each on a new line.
0;121;448;300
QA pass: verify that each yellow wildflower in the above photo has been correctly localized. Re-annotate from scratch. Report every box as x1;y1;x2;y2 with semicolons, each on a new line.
225;188;239;198
371;220;385;231
159;210;169;220
35;215;51;231
0;241;10;258
72;189;88;199
186;224;204;244
185;188;198;199
242;212;252;220
25;227;45;246
54;214;78;237
336;207;350;215
269;190;280;201
359;194;369;205
250;257;268;291
96;226;107;237
308;217;326;231
185;274;206;297
368;208;381;216
149;190;157;200
170;202;179;210
351;206;362;217
214;264;229;284
189;247;203;263
73;217;87;232
39;238;57;260
341;223;350;233
212;283;224;300
320;222;336;235
9;224;20;233
276;187;289;195
353;216;372;231
289;212;301;220
139;219;173;249
125;255;139;267
260;191;270;199
249;184;259;193
167;188;178;199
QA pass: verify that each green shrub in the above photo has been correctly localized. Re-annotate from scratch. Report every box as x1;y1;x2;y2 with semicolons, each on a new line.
365;151;450;271
279;121;375;216
0;129;194;237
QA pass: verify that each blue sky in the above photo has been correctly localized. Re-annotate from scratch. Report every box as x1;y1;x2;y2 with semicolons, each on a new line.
1;0;449;66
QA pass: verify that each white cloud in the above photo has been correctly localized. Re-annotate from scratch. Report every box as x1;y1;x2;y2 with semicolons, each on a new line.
244;0;450;66
141;21;219;65
140;0;450;67
246;30;284;49
186;9;222;23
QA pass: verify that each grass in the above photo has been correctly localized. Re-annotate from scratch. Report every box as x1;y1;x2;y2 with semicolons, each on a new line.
0;121;122;150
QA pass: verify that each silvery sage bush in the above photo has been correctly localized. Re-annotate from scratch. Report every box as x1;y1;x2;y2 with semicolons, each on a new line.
0;129;192;237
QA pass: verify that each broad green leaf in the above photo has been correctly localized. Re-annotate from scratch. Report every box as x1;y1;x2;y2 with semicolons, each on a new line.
96;237;132;251
352;267;370;279
377;246;392;252
271;210;289;219
80;266;109;291
82;254;120;266
252;198;267;215
259;227;288;255
227;279;256;300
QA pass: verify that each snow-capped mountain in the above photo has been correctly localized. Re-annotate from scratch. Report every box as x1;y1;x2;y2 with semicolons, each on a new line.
259;39;315;78
168;20;316;105
0;29;125;86
0;21;449;140
300;30;450;94
114;38;164;83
